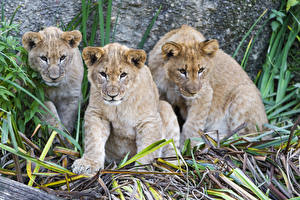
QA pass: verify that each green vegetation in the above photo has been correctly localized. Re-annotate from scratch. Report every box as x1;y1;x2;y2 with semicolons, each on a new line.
0;0;299;199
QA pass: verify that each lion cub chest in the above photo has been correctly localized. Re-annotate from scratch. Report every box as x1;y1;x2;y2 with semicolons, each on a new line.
105;104;138;140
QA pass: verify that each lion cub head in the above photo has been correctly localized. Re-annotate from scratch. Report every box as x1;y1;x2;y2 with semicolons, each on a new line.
22;27;82;86
161;39;219;99
83;43;146;105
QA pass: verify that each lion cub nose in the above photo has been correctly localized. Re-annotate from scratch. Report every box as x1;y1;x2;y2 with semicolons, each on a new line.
107;86;119;98
48;66;60;80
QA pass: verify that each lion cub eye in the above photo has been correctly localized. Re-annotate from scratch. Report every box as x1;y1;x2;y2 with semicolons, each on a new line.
99;71;107;78
198;67;205;74
178;69;187;76
60;55;66;62
120;72;127;79
40;56;48;62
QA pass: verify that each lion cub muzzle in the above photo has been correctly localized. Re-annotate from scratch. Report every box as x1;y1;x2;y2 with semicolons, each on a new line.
102;83;124;105
48;65;61;80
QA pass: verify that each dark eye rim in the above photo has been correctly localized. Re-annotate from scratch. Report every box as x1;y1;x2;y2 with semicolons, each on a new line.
178;68;187;75
120;72;127;78
198;67;205;74
40;56;47;62
60;55;66;61
99;71;107;78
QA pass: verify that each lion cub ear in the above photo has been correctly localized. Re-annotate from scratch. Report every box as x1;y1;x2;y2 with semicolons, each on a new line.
82;47;105;67
161;41;182;58
22;32;43;51
61;30;82;48
201;39;219;57
125;49;146;68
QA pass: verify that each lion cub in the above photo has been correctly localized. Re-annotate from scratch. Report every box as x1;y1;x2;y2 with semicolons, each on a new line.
72;43;180;175
22;27;83;136
148;25;268;146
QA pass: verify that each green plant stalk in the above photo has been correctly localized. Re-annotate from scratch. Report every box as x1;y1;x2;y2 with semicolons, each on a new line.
112;179;126;200
105;0;112;45
74;102;81;154
241;37;253;69
0;77;67;132
66;12;81;30
138;5;162;49
98;0;105;47
190;149;201;178
231;168;270;200
207;190;236;200
233;9;268;58
118;139;173;169
276;20;299;103
28;131;57;186
7;112;18;151
81;0;88;46
212;189;244;200
11;111;26;150
49;125;82;155
88;10;99;46
273;108;300;119
268;100;298;119
1;1;4;22
6;5;21;36
259;20;285;98
111;6;121;43
0;143;74;174
266;89;297;114
65;5;98;31
241;17;270;70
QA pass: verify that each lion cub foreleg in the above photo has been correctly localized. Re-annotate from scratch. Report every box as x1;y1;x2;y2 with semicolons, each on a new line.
159;100;180;156
41;101;63;131
57;98;80;134
181;84;213;147
72;111;110;175
135;115;165;164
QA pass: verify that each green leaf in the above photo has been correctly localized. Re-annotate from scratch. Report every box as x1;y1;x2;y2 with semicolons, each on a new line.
118;139;173;169
276;16;284;25
271;21;280;32
28;131;58;186
231;168;270;200
207;190;236;200
118;151;130;168
1;119;9;145
286;0;299;12
0;142;74;175
105;0;112;45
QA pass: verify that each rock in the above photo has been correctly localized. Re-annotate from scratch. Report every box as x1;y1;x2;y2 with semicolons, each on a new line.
3;0;279;79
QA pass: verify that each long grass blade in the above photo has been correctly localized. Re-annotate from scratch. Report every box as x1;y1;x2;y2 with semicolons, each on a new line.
118;139;172;169
105;0;112;45
233;9;268;58
138;5;162;49
81;0;88;46
28;131;58;186
98;0;105;46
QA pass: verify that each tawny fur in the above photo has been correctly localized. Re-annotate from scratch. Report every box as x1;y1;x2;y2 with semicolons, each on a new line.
22;27;83;136
72;43;180;175
148;25;268;146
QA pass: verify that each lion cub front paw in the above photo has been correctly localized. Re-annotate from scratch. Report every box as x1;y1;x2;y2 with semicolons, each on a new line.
72;158;103;175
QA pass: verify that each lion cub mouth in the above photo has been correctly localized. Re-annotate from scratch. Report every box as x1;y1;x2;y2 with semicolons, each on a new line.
103;98;123;106
44;80;62;87
179;88;198;100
